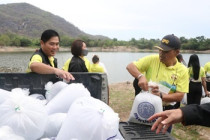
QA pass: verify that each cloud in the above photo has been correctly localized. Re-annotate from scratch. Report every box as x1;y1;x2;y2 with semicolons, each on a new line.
1;0;210;40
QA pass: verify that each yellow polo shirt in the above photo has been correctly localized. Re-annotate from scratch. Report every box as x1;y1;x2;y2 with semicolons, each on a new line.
90;63;105;73
188;67;205;82
133;54;189;94
62;57;91;72
26;54;55;73
204;62;210;74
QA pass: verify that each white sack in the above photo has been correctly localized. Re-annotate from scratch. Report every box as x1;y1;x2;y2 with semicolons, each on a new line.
201;97;210;104
181;93;187;105
0;91;48;140
30;94;47;105
11;88;30;96
0;126;25;140
43;113;67;138
128;91;163;125
45;81;68;102
0;89;10;104
56;96;120;140
40;138;56;140
46;83;90;114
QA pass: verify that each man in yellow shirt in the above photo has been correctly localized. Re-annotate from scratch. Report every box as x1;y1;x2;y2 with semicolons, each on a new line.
26;29;74;82
126;34;189;132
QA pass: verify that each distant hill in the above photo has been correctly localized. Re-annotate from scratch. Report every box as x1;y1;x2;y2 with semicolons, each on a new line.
0;3;109;40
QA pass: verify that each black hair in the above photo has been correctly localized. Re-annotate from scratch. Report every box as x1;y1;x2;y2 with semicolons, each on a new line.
41;29;60;43
71;40;85;56
92;55;99;64
188;54;200;80
176;54;183;62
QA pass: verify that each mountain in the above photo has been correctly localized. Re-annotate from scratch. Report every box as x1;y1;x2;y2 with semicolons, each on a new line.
0;3;109;39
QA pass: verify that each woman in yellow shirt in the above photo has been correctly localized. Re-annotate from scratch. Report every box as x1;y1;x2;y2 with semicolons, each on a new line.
187;54;209;105
62;40;91;72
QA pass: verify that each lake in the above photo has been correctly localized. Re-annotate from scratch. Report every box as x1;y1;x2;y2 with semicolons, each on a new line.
0;51;209;84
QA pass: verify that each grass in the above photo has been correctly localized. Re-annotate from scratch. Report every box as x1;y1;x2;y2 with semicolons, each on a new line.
109;82;135;121
172;123;200;140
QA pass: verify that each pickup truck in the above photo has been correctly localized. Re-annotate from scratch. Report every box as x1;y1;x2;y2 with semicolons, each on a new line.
0;73;174;140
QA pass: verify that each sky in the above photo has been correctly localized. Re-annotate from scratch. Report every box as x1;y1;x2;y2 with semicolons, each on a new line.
1;0;210;41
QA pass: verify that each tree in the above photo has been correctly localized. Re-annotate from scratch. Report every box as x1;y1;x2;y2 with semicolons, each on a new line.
60;36;72;47
20;38;32;47
129;38;137;46
0;35;10;46
11;38;21;46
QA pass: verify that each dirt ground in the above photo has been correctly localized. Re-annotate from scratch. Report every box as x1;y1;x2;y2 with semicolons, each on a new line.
109;81;210;140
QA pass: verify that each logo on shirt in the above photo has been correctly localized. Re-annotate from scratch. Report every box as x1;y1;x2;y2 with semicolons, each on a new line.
171;74;178;81
137;102;155;119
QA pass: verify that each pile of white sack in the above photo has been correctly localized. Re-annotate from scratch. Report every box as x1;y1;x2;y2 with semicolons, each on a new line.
0;81;123;140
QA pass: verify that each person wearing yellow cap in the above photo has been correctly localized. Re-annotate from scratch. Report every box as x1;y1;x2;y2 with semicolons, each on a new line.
126;34;189;133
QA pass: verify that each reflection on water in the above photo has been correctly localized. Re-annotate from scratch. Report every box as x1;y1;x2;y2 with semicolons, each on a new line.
0;51;209;84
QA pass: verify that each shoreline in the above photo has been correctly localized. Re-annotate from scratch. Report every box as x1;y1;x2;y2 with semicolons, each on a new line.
0;46;210;53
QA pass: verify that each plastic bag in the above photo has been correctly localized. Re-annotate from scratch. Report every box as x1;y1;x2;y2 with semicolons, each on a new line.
11;88;30;96
43;113;67;138
148;81;170;94
45;81;68;102
46;83;90;114
128;91;162;125
201;97;210;104
0;126;25;140
181;93;187;105
0;89;10;104
56;96;120;140
30;94;47;105
0;91;48;140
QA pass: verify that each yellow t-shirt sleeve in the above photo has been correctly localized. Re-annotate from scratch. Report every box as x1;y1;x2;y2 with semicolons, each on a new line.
200;67;205;78
26;54;42;73
62;58;71;71
204;62;210;73
133;55;155;73
29;54;42;67
84;57;91;72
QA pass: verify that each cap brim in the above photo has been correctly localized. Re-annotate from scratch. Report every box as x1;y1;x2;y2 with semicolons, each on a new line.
154;44;173;51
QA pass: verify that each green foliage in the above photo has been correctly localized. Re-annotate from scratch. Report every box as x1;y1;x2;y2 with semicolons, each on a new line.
0;34;10;46
0;32;210;51
60;36;73;47
20;38;32;47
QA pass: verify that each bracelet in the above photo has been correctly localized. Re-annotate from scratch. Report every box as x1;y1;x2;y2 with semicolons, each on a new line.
137;74;143;80
160;92;163;99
